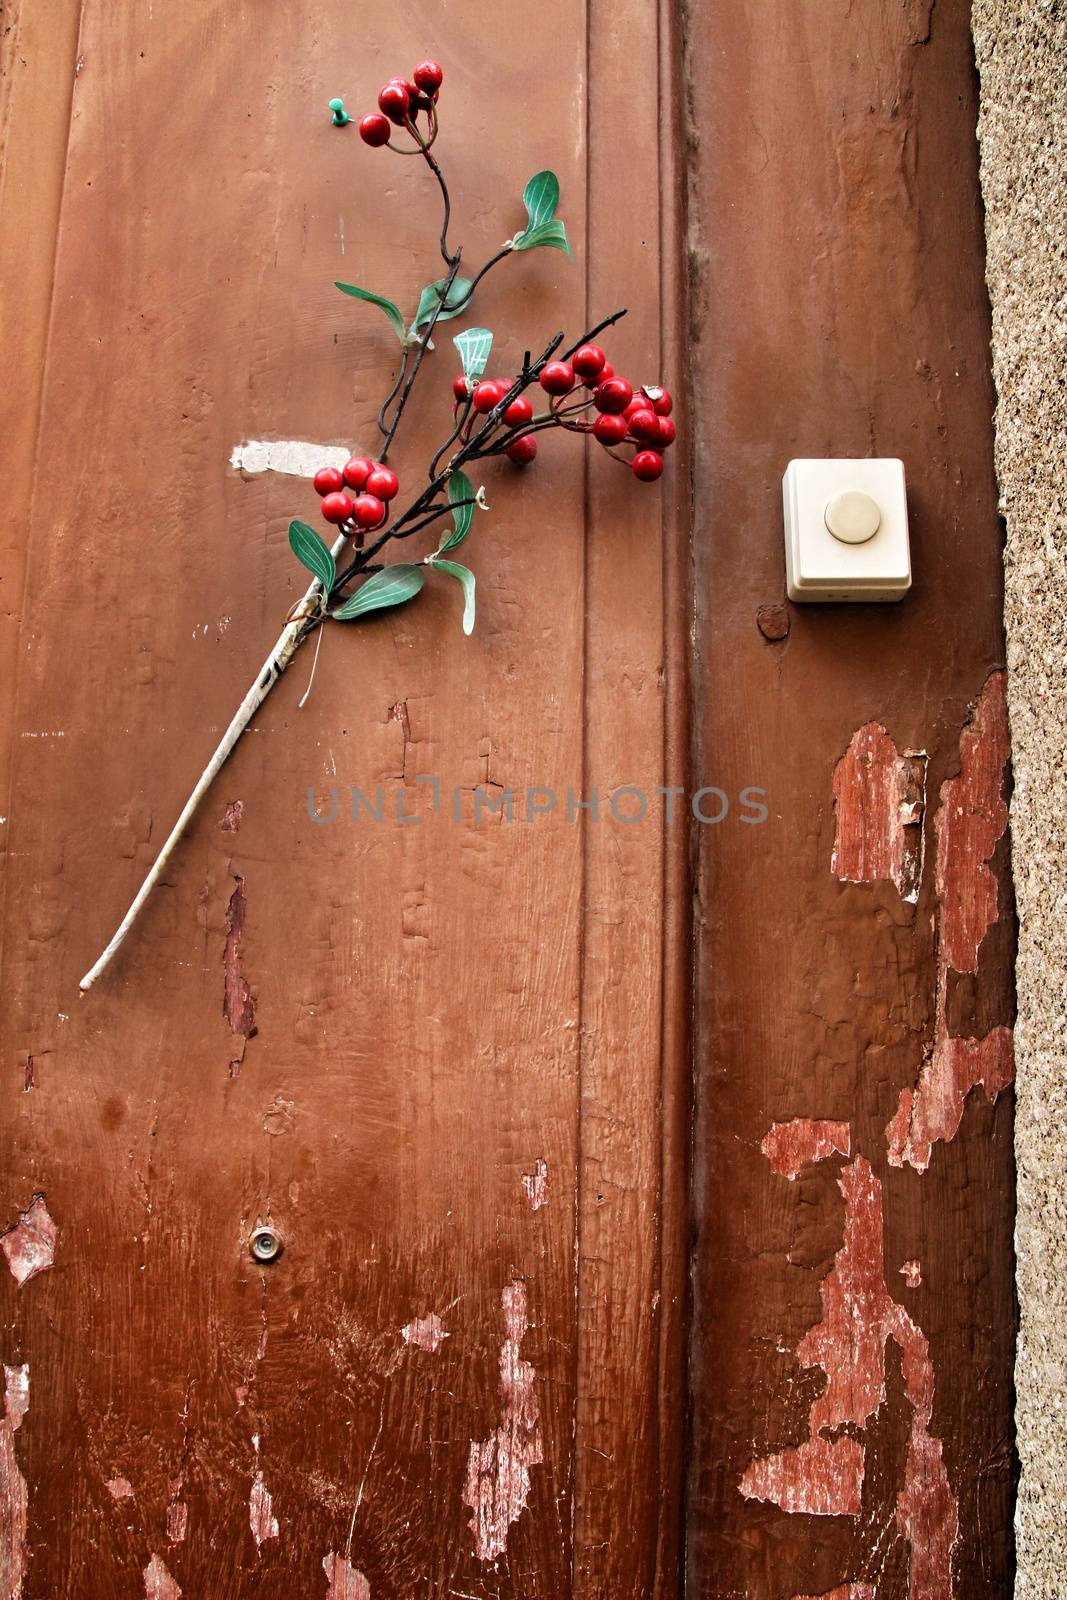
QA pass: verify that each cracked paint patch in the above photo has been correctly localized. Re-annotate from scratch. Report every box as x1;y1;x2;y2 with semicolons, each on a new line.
832;723;927;901
743;1155;957;1595
463;1280;543;1561
105;1476;134;1500
900;1259;922;1289
224;874;257;1076
761;1120;850;1178
401;1312;449;1353
249;1472;279;1548
521;1157;549;1210
143;1553;181;1599
1;1194;56;1287
323;1552;371;1599
740;1434;865;1516
220;800;244;833
166;1495;188;1543
791;1588;875;1600
0;1366;29;1597
888;673;1014;1170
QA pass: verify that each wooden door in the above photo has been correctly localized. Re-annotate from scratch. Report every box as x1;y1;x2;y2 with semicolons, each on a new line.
0;1;1014;1597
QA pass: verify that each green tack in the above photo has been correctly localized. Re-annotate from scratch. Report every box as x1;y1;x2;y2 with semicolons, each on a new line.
328;97;350;126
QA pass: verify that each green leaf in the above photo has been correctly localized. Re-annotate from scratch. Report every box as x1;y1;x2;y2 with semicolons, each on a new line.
331;564;424;621
410;276;474;336
288;520;336;590
453;326;494;384
431;558;476;635
512;219;572;257
334;282;407;344
437;470;475;554
522;170;560;230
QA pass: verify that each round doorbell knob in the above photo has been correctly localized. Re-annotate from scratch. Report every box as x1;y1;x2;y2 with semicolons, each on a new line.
824;489;882;545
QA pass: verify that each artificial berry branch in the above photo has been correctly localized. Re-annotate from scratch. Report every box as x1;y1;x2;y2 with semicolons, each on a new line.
79;59;675;992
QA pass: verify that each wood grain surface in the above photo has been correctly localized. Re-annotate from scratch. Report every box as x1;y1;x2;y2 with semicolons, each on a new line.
685;0;1016;1595
0;2;687;1596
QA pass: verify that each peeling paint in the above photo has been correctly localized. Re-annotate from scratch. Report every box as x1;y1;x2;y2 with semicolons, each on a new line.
143;1553;181;1600
401;1312;449;1353
223;875;257;1061
463;1280;543;1561
740;1434;865;1516
791;1587;876;1600
744;1155;958;1594
105;1476;134;1500
220;800;244;833
521;1157;549;1210
1;1194;56;1286
323;1552;371;1599
761;1120;850;1178
888;673;1014;1169
0;1366;29;1598
249;1472;279;1548
900;1259;922;1288
165;1498;188;1543
229;439;349;477
832;723;927;901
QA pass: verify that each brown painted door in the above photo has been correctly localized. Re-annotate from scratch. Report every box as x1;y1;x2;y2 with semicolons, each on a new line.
0;3;1012;1599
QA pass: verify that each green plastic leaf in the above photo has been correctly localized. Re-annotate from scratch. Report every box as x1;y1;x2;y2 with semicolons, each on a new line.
453;326;493;384
331;564;424;620
334;282;407;344
410;276;474;336
288;520;336;590
512;219;572;257
431;558;476;635
522;170;560;230
437;470;475;554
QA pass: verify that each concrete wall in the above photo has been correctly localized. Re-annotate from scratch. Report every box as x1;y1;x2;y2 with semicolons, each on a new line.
972;5;1067;1594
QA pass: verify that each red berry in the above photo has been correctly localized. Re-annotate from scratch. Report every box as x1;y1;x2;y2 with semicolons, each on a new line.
572;343;607;379
656;416;677;449
503;396;534;426
593;413;628;446
628;407;660;441
353;493;387;528
646;386;673;416
631;450;664;482
412;60;444;94
472;380;502;413
313;466;345;496
453;374;470;401
321;491;354;524
594;377;634;414
507;435;538;465
358;113;392;147
598;363;616;384
366;466;399;501
540;361;575;396
378;82;410;123
343;456;374;491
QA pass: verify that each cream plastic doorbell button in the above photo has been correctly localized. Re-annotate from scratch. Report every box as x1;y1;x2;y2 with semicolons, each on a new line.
783;458;911;603
824;489;881;545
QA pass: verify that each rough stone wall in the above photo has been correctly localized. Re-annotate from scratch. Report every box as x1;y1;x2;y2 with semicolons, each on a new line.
972;5;1067;1595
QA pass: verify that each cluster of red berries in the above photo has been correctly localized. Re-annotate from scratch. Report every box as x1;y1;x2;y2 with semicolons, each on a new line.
452;374;540;463
541;344;674;480
313;457;400;530
358;61;444;147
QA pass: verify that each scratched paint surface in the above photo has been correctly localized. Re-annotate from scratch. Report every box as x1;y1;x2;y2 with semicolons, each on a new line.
0;0;687;1595
687;0;1017;1593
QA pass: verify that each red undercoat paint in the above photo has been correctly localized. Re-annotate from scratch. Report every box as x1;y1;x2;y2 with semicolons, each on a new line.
143;1553;181;1600
1;1195;55;1287
323;1551;371;1599
742;1157;958;1595
0;1365;29;1598
761;1120;851;1178
888;673;1014;1169
832;724;926;901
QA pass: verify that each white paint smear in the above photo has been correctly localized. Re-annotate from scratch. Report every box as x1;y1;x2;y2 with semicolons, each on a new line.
229;440;350;478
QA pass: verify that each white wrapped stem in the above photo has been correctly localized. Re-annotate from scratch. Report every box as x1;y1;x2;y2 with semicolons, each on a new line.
78;533;346;992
